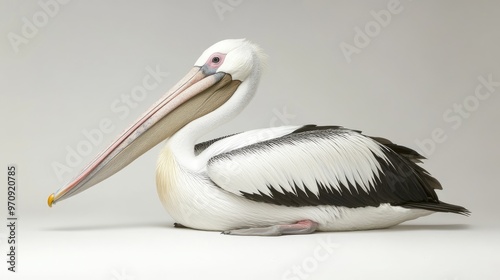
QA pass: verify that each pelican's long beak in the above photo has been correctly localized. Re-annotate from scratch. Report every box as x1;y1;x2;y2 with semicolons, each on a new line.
48;67;241;207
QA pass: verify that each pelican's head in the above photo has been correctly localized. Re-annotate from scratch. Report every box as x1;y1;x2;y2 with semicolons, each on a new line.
195;38;266;81
48;39;265;206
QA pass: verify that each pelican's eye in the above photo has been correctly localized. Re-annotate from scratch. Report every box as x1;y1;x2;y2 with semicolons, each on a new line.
206;52;226;69
202;52;226;75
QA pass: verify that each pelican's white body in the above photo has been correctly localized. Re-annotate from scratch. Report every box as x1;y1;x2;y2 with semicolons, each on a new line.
157;127;431;232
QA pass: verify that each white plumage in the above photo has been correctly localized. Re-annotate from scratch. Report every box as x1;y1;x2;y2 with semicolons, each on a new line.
156;140;431;232
208;128;390;197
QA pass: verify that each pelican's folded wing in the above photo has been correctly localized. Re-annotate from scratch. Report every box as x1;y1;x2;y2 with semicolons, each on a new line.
207;126;441;208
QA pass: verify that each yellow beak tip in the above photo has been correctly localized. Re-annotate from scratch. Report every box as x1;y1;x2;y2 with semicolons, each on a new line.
48;194;54;208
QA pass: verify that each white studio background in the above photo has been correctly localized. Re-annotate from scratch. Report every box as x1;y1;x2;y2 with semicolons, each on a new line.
1;1;499;280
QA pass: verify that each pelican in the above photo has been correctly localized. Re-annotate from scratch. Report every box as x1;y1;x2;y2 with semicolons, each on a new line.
48;39;469;236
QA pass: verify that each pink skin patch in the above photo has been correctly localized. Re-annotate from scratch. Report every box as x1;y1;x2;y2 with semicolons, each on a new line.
206;52;226;70
283;220;318;230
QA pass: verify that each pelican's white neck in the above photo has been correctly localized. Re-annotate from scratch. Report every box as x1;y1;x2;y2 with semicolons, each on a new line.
166;66;262;172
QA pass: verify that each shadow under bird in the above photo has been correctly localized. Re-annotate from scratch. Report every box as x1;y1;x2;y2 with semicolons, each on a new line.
48;39;469;236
